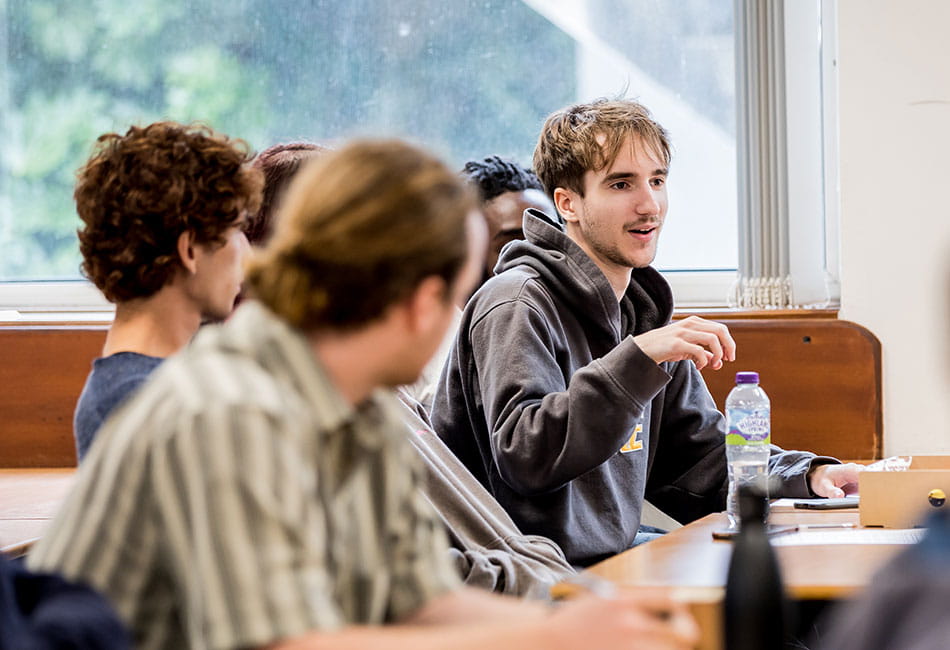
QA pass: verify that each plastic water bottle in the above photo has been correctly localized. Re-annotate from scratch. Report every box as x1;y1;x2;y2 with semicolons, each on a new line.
725;371;771;528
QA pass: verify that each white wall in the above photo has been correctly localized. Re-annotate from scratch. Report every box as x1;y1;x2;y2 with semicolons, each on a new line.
837;0;950;454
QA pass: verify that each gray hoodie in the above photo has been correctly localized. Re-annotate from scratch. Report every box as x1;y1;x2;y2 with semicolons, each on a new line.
431;209;834;567
398;390;573;597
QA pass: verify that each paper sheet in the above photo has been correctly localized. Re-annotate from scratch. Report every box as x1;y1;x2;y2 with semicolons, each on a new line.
770;528;926;546
770;498;802;509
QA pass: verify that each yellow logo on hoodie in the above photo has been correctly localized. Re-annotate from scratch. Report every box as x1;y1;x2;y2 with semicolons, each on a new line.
620;423;644;453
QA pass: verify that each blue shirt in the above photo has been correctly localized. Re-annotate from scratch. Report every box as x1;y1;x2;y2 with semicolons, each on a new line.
73;352;162;461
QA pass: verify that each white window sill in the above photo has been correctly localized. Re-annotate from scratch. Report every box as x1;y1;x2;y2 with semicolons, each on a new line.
1;273;738;324
0;282;113;324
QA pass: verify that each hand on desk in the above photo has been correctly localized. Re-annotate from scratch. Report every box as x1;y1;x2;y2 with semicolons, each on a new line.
550;589;699;650
808;462;863;498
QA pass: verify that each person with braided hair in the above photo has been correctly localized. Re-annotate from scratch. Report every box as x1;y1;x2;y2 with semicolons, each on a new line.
405;156;555;410
461;155;555;284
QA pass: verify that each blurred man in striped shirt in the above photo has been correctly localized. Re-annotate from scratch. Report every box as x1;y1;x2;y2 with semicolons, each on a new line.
30;139;697;650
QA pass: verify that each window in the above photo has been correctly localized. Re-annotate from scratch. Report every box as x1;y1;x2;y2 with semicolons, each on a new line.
1;1;833;313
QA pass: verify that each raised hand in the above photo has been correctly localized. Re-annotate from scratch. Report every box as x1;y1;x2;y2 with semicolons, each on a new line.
633;315;736;371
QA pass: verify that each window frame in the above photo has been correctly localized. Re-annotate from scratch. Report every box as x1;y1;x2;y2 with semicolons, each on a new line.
783;0;840;308
0;1;839;317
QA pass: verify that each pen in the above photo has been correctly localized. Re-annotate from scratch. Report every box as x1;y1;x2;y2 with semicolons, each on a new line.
766;522;857;537
715;522;861;540
796;522;857;531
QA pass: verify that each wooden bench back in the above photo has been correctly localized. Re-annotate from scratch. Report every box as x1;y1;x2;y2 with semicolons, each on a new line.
0;327;106;467
700;319;882;461
0;318;882;467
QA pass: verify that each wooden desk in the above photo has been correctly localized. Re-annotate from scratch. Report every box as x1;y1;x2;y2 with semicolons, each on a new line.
0;468;75;556
587;508;901;600
566;506;910;650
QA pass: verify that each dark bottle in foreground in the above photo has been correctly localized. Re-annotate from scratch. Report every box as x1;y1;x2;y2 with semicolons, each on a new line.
724;478;788;650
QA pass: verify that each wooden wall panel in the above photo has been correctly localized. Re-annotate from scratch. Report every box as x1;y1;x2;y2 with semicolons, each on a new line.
0;318;881;466
699;319;882;461
0;327;105;467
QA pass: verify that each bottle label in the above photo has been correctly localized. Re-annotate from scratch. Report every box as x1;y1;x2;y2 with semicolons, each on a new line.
726;408;770;445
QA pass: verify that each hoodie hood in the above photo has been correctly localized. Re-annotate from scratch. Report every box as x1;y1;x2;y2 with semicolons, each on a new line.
494;208;674;342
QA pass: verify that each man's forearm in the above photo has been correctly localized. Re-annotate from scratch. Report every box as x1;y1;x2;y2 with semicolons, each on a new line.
404;586;548;625
261;589;551;650
261;621;552;650
488;338;670;494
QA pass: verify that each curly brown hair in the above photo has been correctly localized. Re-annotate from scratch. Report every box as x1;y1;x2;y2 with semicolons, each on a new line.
76;121;263;303
245;139;476;331
533;98;671;200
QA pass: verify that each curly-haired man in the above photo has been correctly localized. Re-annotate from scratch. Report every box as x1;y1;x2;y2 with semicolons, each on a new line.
72;121;262;461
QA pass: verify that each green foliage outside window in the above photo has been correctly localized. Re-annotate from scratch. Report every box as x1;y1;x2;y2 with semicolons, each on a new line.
1;0;574;279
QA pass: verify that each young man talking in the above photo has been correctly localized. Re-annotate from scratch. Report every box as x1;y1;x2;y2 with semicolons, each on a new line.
432;99;861;567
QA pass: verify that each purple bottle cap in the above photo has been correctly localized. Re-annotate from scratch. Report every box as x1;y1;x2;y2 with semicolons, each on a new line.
735;371;759;384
